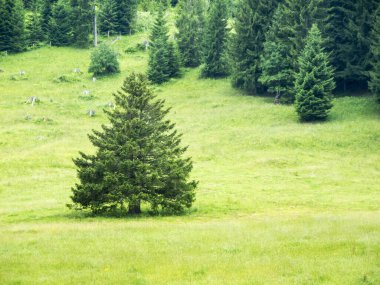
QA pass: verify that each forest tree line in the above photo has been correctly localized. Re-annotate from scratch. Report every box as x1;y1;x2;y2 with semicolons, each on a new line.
1;0;379;106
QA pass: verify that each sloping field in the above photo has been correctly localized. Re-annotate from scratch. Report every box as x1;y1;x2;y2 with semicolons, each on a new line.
1;35;380;284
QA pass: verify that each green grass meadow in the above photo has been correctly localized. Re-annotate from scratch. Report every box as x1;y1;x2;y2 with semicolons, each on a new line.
1;34;380;284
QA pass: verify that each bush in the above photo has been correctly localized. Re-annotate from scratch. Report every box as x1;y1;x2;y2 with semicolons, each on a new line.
54;73;81;83
10;74;28;81
88;44;120;76
136;41;149;51
125;46;138;53
78;94;96;101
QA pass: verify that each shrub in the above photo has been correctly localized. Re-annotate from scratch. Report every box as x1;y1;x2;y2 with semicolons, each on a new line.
10;74;28;81
125;46;138;53
54;73;81;83
88;44;120;76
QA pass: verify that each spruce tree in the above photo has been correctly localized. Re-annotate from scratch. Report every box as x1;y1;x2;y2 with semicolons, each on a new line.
346;0;380;90
285;0;321;59
99;0;118;36
260;34;295;103
42;0;56;37
115;0;138;34
259;4;296;103
167;42;181;78
295;24;335;122
49;0;73;46
0;0;8;52
201;0;229;78
231;0;277;93
369;7;380;103
23;0;33;9
0;1;5;50
71;0;92;47
147;8;180;84
320;0;358;90
258;0;321;100
11;0;26;52
0;0;25;53
25;1;44;47
70;73;197;215
176;0;206;68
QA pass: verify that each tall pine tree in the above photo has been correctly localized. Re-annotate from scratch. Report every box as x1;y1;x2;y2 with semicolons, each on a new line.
0;0;25;53
115;0;138;34
71;0;92;47
49;0;73;46
320;0;358;90
201;0;229;78
99;0;118;36
147;8;180;84
167;41;181;78
231;0;277;93
259;4;295;103
295;24;335;121
259;0;320;102
369;7;380;103
176;0;206;68
42;0;56;38
285;0;321;59
25;0;44;47
346;0;380;90
70;73;197;215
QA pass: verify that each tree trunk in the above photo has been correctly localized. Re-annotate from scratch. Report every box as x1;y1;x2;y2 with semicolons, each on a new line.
93;0;98;47
128;200;141;214
274;89;281;104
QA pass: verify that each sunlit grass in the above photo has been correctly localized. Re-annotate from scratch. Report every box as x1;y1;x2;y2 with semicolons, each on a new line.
0;33;380;284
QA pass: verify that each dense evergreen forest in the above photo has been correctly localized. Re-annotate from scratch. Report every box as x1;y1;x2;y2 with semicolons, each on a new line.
1;0;380;114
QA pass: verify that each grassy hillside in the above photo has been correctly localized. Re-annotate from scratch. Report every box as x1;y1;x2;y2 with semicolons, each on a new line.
1;34;380;285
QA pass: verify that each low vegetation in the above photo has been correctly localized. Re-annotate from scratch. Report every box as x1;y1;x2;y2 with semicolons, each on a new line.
88;44;120;76
1;0;380;284
0;33;380;284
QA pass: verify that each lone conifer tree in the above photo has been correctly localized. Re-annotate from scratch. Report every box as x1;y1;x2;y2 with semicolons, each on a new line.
295;24;335;121
70;73;197;215
369;8;380;103
147;8;180;84
201;0;228;78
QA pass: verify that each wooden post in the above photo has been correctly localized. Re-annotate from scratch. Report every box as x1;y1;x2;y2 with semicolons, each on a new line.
94;0;98;47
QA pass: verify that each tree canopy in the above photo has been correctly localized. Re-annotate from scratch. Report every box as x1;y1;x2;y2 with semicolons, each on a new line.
70;73;197;215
